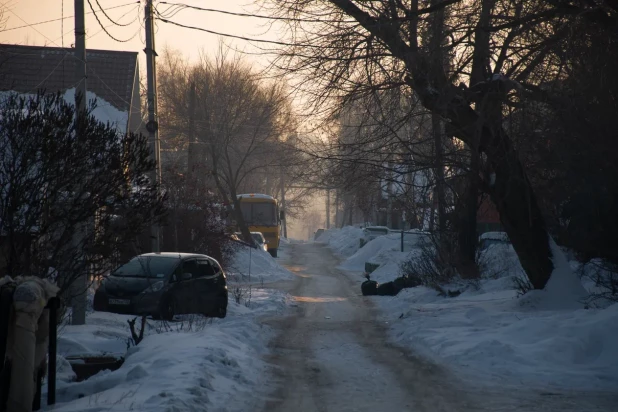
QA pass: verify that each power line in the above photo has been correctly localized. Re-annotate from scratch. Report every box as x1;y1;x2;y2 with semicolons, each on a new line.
86;0;140;43
157;2;342;23
155;17;355;50
95;0;134;27
88;6;141;43
0;2;138;33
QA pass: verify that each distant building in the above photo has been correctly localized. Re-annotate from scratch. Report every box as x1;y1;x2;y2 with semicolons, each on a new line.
0;44;143;274
477;195;502;234
0;44;142;134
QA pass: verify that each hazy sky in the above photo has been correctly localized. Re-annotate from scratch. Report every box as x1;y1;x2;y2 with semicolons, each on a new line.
0;0;281;68
0;0;327;239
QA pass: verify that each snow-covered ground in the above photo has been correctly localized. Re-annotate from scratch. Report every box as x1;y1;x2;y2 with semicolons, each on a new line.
315;226;364;257
45;249;293;412
321;226;618;393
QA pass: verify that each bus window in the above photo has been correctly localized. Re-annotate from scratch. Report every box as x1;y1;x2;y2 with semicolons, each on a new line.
239;202;277;226
240;203;252;224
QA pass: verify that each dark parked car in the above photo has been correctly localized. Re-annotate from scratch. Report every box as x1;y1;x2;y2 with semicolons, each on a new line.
93;253;228;320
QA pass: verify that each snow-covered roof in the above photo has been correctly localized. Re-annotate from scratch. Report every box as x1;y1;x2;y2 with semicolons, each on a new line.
139;252;216;259
0;44;138;114
0;89;129;134
237;193;275;200
479;231;510;242
363;226;390;232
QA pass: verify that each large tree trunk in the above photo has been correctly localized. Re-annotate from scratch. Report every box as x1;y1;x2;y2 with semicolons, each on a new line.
485;127;552;289
329;0;555;288
431;114;448;235
457;151;480;279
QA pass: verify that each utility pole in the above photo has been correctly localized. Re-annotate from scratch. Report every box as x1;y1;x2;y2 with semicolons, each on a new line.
334;189;340;228
326;189;331;229
280;172;287;238
187;82;197;185
386;165;393;229
145;0;161;253
70;0;87;326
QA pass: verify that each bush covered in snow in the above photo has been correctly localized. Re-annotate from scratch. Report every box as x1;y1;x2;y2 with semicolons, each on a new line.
0;92;165;294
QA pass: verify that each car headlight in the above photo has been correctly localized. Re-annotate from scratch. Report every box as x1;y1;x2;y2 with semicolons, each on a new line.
141;281;164;294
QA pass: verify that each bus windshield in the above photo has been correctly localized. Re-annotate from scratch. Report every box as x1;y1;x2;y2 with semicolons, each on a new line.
240;202;277;226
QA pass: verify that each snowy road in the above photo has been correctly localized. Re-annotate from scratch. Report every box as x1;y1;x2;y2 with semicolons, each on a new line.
260;242;617;412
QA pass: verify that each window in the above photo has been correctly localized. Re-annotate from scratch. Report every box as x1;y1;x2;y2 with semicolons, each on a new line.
196;260;216;278
112;256;179;278
209;260;221;274
182;260;199;278
239;202;277;226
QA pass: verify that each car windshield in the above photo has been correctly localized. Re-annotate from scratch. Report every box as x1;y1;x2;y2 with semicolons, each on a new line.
251;233;264;244
112;256;179;278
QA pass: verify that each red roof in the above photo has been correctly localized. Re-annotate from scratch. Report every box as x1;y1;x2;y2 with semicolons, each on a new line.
477;196;500;224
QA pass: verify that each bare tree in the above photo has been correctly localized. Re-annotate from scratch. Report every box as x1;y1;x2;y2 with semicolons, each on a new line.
158;48;301;243
261;0;602;289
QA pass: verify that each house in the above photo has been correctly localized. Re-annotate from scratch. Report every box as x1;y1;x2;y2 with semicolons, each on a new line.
477;195;502;234
0;44;142;134
0;44;143;274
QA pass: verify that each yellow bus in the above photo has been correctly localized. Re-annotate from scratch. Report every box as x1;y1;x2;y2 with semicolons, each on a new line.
237;194;282;257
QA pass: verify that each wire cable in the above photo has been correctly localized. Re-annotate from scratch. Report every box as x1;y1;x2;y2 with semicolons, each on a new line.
86;0;140;43
155;17;352;49
88;8;141;43
94;0;134;26
157;2;336;23
0;2;138;33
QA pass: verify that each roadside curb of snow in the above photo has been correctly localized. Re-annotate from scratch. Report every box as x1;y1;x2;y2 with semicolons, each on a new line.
48;288;293;412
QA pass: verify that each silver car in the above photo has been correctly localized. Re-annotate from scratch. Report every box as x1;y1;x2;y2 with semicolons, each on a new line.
251;232;268;252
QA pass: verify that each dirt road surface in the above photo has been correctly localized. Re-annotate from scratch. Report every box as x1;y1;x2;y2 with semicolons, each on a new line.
260;242;617;412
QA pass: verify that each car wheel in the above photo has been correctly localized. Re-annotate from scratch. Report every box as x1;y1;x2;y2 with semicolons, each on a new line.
159;296;176;321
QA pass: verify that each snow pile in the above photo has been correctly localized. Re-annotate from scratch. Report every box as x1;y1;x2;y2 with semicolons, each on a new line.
316;226;364;257
342;235;618;391
340;232;429;279
48;289;291;411
372;282;618;391
331;226;618;391
226;245;294;284
478;243;523;278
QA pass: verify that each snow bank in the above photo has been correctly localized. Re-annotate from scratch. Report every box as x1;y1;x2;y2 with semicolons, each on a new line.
328;226;618;391
372;283;618;391
316;226;364;257
340;232;428;276
49;289;291;411
226;245;294;284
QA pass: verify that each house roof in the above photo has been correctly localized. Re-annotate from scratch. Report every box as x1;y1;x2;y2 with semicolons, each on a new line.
0;44;138;113
477;196;501;224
